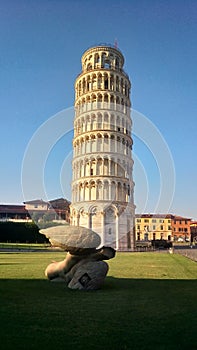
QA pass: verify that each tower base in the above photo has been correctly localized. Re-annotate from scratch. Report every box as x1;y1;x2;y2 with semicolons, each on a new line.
70;201;135;251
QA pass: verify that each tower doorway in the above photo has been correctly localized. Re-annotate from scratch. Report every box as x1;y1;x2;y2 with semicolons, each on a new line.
104;207;116;247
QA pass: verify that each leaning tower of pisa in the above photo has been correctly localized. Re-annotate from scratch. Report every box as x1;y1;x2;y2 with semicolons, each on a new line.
70;45;135;251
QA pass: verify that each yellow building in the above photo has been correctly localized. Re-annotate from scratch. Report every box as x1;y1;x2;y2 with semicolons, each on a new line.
190;221;197;243
135;214;172;241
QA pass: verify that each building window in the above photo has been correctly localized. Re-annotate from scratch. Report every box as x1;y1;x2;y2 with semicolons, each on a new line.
184;228;188;232
152;219;156;223
159;219;164;223
160;233;164;239
153;225;156;230
137;219;141;223
168;226;171;230
160;225;163;230
144;219;149;223
137;232;140;240
137;225;140;230
153;233;156;240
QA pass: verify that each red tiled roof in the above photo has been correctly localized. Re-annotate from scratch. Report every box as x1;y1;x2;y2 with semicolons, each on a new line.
135;214;191;220
135;214;173;219
173;216;191;221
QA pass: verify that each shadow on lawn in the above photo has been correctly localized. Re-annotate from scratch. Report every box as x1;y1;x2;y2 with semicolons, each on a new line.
1;277;197;350
1;275;197;288
104;275;197;291
1;276;197;299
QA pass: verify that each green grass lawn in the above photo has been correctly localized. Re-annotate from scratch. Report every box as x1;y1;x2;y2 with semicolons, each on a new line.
0;242;50;250
0;252;197;350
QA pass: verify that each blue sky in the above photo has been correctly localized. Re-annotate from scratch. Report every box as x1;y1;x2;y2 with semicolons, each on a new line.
0;0;197;219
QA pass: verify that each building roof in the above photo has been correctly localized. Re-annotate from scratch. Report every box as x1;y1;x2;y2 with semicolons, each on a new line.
135;214;191;220
49;198;71;209
23;198;70;211
23;199;49;205
0;205;28;214
190;221;197;226
135;214;173;219
172;215;191;221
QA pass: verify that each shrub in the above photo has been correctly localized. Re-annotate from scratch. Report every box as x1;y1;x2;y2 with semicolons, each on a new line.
0;222;49;243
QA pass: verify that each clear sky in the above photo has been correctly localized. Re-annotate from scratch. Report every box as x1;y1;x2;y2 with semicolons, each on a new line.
1;0;196;219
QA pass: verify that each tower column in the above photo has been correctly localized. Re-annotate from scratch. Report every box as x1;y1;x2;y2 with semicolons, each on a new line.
109;180;112;200
115;212;119;250
101;211;105;246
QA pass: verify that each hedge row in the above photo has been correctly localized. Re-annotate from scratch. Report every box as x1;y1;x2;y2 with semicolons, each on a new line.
0;222;49;243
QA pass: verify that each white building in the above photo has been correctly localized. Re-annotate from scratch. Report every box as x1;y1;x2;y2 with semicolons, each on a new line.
70;45;135;251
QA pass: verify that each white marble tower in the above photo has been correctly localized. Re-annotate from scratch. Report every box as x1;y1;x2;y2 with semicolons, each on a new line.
70;45;135;251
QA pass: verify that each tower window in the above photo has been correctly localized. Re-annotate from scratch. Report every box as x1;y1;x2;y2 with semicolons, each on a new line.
104;62;110;69
87;63;92;71
115;58;119;68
